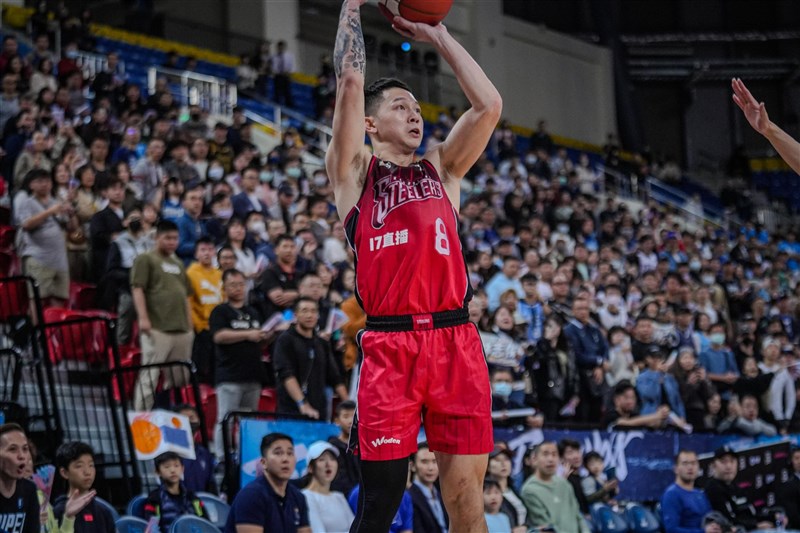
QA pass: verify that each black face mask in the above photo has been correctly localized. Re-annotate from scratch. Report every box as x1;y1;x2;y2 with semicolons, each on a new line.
190;113;201;121
128;219;142;233
190;422;201;433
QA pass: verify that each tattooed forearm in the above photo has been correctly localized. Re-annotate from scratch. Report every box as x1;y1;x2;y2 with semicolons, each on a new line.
334;1;366;78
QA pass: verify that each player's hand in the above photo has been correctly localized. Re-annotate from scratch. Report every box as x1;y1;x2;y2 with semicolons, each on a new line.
64;489;96;519
391;16;445;43
732;78;771;136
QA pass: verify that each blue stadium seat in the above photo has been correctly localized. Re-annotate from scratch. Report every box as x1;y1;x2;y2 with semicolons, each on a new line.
116;516;149;533
126;494;147;518
169;515;220;533
625;503;660;533
95;497;120;522
196;492;230;529
590;503;629;533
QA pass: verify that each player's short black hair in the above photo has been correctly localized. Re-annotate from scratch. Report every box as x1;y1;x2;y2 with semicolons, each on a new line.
364;78;412;116
260;432;293;455
55;441;95;470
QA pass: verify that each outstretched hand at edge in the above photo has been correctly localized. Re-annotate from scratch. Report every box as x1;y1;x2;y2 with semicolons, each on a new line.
732;78;770;136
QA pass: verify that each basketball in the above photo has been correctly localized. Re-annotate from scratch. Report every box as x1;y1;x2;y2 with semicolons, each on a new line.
377;0;453;26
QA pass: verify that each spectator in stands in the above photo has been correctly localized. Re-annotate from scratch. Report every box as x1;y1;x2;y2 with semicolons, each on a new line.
255;234;301;319
17;168;74;306
161;177;185;222
485;256;524;312
604;380;670;430
408;441;449;533
28;57;56;97
173;405;218;495
89;177;126;279
131;219;194;411
718;394;777;436
606;326;638;387
580;451;618;507
301;441;354;533
144;451;208;532
210;268;268;457
208;123;234;174
491;367;543;429
481;306;528;406
176;185;207;264
187;237;223;385
699;323;739;402
704;446;772;530
558;439;590;516
564;297;609;422
486;446;527;530
757;337;796;432
271;41;294;108
777;447;800;530
529;315;580;421
0;36;18;72
0;74;20;135
0;423;44;533
232;166;269;220
225;433;309;533
90;51;124;104
26;34;53;71
131;137;166;205
661;450;712;533
183;106;210;143
671;347;717;429
164;140;201;185
53;441;115;533
521;441;589;533
637;346;691;430
273;297;348;420
13;130;52;188
327;400;359;496
483;478;514;533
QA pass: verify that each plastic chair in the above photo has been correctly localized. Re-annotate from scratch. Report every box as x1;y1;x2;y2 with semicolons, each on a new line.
258;388;276;413
625;502;660;533
169;514;220;533
126;494;148;519
116;516;149;533
68;282;97;310
590;503;629;533
95;496;120;522
43;308;113;364
180;384;217;441
0;278;29;322
196;492;230;529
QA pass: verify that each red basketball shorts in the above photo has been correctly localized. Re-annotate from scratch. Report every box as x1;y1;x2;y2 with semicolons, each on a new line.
354;322;494;461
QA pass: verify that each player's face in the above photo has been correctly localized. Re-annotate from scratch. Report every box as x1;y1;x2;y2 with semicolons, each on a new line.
0;430;30;481
368;88;423;152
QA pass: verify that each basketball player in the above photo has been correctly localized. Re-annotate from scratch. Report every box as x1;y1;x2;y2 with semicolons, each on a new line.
732;78;800;174
326;1;502;532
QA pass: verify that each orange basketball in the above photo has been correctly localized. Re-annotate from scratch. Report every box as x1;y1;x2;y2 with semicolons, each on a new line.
378;0;453;26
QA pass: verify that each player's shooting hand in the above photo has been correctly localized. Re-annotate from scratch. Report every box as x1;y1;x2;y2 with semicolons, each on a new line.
391;16;445;43
732;78;770;136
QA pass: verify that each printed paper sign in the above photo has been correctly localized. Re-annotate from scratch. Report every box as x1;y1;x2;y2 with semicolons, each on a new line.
128;410;196;461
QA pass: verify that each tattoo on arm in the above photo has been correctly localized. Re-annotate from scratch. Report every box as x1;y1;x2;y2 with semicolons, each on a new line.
334;2;366;78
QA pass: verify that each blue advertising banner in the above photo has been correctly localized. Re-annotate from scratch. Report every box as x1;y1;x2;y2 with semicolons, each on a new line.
493;428;774;502
239;418;340;487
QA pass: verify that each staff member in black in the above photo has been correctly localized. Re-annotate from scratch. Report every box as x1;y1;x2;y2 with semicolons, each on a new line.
704;446;773;531
273;297;348;420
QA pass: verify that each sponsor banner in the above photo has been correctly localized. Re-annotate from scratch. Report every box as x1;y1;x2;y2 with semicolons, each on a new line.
239;418;339;488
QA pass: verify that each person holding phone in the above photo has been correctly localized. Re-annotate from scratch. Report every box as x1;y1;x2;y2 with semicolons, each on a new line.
580;452;618;506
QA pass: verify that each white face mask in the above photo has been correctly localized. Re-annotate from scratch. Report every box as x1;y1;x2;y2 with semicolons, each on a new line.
606;295;622;306
208;166;224;180
702;275;715;285
248;221;266;235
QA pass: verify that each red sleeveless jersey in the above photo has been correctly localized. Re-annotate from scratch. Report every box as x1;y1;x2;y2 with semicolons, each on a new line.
344;156;471;317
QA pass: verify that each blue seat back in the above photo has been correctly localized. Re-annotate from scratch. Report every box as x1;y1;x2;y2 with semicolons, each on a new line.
95;496;120;522
196;492;230;529
590;503;629;533
126;494;147;518
169;515;220;533
116;516;149;533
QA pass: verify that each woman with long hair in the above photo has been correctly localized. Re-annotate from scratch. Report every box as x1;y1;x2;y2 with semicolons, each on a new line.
528;315;580;421
68;164;101;280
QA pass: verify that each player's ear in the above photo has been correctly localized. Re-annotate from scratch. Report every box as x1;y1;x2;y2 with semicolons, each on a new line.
365;115;377;135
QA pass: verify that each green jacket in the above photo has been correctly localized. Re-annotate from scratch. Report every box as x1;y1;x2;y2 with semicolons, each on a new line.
521;475;590;533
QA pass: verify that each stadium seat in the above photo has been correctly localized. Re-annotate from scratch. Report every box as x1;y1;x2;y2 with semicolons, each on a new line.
590;503;629;533
111;344;141;402
95;497;120;522
115;516;149;533
68;282;97;310
0;278;30;322
180;384;217;441
0;225;15;249
625;502;660;533
196;492;230;529
0;250;17;277
169;515;219;533
125;494;147;518
258;388;276;413
43;308;114;364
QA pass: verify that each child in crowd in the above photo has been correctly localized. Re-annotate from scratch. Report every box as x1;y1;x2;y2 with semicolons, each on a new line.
484;477;513;533
144;452;208;532
173;405;218;495
327;400;359;496
580;451;619;506
53;441;115;533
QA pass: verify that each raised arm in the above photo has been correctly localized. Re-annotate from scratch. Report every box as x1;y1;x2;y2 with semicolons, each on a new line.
732;78;800;174
392;18;502;182
326;0;371;219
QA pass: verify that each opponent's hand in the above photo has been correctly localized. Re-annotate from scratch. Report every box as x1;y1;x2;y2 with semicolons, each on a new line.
732;78;771;136
391;16;446;43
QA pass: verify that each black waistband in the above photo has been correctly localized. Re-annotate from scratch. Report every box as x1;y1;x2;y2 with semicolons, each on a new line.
365;307;469;332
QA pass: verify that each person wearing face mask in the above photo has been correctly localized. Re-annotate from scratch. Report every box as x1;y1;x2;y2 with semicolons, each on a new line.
490;367;543;429
173;405;218;494
244;211;273;264
529;316;580;421
698;323;740;403
597;284;628;330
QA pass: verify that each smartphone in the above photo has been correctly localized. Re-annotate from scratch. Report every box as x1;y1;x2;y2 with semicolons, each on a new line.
604;466;616;480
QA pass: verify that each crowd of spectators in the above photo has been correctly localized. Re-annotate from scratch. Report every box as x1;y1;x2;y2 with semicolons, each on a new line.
4;6;800;532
